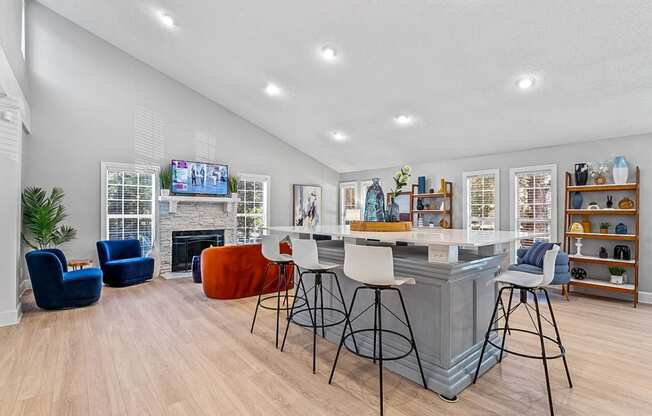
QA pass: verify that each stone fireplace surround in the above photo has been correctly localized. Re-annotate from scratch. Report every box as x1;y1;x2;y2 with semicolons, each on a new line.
159;198;236;277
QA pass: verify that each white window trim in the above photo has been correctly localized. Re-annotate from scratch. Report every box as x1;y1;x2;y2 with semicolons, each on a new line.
237;173;271;228
462;168;501;230
509;164;558;242
100;161;160;244
339;181;359;225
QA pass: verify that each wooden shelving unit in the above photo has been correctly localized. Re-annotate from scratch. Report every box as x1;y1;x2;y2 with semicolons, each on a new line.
410;182;453;229
563;167;640;307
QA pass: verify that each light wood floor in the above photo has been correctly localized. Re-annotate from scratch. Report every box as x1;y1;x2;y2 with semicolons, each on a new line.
1;278;651;416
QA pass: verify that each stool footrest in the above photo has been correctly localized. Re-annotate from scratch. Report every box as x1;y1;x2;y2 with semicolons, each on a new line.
487;327;567;360
343;328;414;361
288;307;348;329
258;294;307;311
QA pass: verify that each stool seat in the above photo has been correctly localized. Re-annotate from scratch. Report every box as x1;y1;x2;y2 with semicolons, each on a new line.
265;253;293;263
492;270;543;288
298;261;339;272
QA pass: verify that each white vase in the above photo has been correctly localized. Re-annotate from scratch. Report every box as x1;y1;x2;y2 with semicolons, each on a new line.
161;189;170;197
612;156;629;185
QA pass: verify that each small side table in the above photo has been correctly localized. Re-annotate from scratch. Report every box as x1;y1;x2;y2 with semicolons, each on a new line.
68;259;93;271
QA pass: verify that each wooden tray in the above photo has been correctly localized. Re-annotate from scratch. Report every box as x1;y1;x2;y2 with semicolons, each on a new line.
350;221;413;232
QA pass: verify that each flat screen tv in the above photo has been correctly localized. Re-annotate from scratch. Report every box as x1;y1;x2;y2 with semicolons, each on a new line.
171;159;229;196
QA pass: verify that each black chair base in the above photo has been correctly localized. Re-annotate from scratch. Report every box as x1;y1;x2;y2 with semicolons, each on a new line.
281;270;357;374
473;286;573;416
329;285;428;416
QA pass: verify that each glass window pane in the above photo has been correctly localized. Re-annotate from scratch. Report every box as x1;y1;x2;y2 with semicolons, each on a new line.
124;218;138;240
108;171;123;185
138;201;152;215
139;174;153;186
124;186;138;200
108;185;123;200
108;201;122;215
108;218;123;240
124;173;138;185
139;186;152;201
124;201;137;215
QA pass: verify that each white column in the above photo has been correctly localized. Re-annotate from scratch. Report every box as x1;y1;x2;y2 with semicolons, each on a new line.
0;96;23;326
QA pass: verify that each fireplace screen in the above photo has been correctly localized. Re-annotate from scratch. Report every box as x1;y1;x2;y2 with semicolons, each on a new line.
171;229;224;272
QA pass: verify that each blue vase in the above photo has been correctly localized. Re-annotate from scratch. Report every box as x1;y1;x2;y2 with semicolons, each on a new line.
386;197;400;222
364;178;386;222
418;176;426;194
191;255;201;283
571;192;583;209
612;156;629;185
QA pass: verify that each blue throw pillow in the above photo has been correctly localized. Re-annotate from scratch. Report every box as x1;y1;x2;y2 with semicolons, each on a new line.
522;242;555;268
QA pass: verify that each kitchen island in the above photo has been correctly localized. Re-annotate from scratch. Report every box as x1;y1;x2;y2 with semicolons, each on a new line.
266;225;531;400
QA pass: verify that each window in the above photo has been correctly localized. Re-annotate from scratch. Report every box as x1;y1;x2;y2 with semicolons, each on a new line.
236;174;270;244
510;164;557;249
463;169;500;231
101;162;157;255
339;181;358;224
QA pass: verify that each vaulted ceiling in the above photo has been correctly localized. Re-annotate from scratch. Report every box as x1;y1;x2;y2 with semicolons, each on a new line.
36;0;652;172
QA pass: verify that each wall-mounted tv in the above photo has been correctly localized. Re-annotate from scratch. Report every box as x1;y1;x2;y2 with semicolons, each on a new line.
171;159;229;196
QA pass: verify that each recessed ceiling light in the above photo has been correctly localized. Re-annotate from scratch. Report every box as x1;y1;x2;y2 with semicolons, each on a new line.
264;82;283;97
320;45;338;62
331;130;347;141
157;11;176;28
517;76;536;90
394;114;414;126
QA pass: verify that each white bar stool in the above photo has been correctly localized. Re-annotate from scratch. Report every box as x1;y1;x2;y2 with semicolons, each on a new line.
280;238;358;374
473;245;573;416
250;234;303;349
329;244;428;416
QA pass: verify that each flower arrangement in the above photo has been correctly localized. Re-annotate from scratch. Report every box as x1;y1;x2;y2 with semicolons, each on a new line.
588;161;609;185
390;165;411;199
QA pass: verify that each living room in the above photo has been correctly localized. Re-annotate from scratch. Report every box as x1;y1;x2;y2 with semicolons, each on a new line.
1;1;651;415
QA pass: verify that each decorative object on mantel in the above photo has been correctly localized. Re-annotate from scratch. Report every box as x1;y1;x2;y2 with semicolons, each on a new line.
599;222;610;234
387;165;412;222
614;245;632;261
363;178;386;222
294;184;322;226
587;201;600;210
439;218;450;229
606;195;614;208
437;178;447;194
612;156;629;185
618;196;634;209
160;166;172;196
418;176;426;194
571;267;587;280
227;175;239;196
609;266;626;285
589;161;609;185
574;237;584;256
571;192;583;209
569;222;584;233
574;162;589;186
21;186;77;250
599;247;609;259
615;223;628;234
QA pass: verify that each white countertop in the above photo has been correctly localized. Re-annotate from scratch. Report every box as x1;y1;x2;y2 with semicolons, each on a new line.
265;225;532;247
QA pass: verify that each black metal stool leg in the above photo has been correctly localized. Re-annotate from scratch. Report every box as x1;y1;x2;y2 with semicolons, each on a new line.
473;286;508;384
250;263;271;334
394;288;428;389
542;288;573;388
498;291;512;336
332;272;359;353
533;289;554;416
275;264;283;349
377;289;384;416
319;276;326;338
281;272;308;352
499;286;515;363
372;292;378;364
329;287;361;384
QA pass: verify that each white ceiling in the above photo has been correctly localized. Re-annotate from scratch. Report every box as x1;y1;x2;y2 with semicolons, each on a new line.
37;0;652;172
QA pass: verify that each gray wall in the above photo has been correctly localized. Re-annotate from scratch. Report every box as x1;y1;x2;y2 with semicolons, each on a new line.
341;134;652;293
23;3;339;261
0;0;27;94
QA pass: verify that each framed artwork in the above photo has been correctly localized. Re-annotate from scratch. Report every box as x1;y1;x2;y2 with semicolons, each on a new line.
293;184;322;226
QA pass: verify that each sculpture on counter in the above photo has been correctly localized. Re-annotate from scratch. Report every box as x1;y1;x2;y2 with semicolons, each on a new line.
364;178;386;222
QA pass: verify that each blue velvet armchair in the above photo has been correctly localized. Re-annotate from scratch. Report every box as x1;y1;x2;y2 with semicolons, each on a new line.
25;249;103;310
96;239;154;287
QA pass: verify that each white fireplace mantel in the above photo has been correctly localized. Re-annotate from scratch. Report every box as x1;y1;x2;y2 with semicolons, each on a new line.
158;195;239;214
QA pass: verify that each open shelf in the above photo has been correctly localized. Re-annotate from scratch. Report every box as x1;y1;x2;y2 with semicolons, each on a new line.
565;232;636;241
570;278;635;293
158;194;239;214
413;192;451;198
413;209;449;213
567;209;637;216
568;255;636;268
567;183;638;192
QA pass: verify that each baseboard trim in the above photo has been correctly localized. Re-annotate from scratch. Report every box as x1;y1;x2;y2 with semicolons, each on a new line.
638;291;652;304
19;278;32;296
0;303;22;327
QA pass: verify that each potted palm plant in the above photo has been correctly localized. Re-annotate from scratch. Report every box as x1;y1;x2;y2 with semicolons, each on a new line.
160;166;172;196
22;187;77;250
228;175;239;197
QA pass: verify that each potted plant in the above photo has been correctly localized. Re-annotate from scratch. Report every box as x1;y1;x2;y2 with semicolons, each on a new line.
160;166;172;196
228;175;239;197
387;165;411;222
599;222;611;234
22;187;77;250
589;161;609;185
608;266;626;285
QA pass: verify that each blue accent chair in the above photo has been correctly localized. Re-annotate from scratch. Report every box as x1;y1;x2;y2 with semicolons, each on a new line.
509;246;571;299
96;239;154;287
25;249;103;310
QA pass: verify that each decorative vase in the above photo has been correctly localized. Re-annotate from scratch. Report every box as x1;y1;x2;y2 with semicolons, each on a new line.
364;178;386;222
571;192;583;209
574;163;589;186
417;198;424;210
191;255;202;283
161;189;170;197
599;247;608;258
386;196;400;222
615;223;627;234
580;217;592;233
612;156;629;184
438;178;447;194
418;176;426;194
606;195;613;209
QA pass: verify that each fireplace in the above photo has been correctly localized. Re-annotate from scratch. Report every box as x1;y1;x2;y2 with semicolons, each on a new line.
171;229;224;272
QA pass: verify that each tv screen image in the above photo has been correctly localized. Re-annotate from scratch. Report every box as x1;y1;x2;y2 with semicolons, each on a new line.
171;160;228;196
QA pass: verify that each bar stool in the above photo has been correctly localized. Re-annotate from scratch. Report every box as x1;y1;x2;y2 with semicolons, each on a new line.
473;245;573;416
329;244;428;416
250;234;302;349
280;238;358;373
